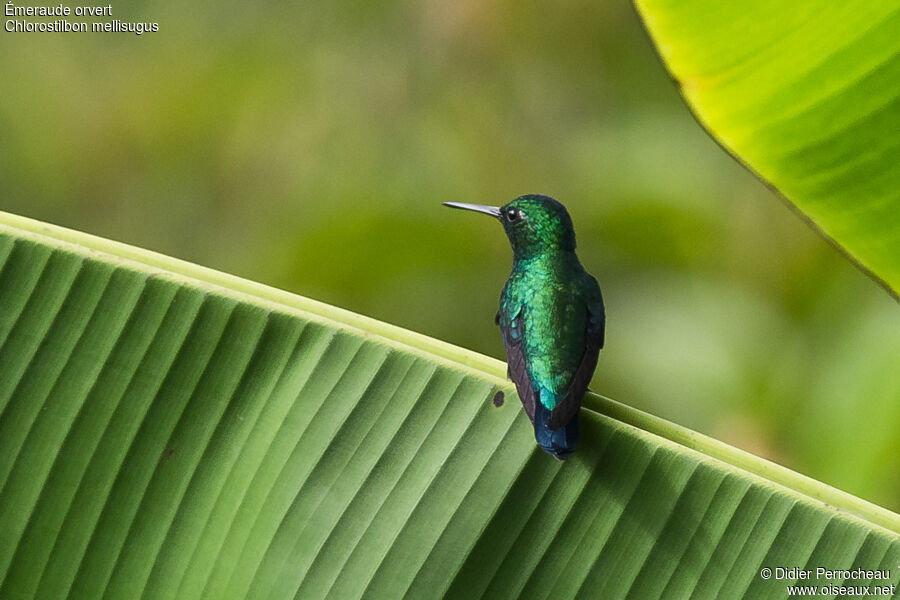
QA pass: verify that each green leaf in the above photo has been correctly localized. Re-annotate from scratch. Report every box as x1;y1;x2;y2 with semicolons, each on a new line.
633;0;900;296
0;211;897;599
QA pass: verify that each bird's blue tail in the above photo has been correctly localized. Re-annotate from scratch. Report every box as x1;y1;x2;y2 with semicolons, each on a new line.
533;402;579;460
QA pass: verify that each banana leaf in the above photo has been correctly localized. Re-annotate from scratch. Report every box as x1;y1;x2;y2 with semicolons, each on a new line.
634;0;900;296
0;212;897;599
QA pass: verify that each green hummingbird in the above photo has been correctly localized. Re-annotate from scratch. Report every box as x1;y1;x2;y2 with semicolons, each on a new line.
444;194;605;459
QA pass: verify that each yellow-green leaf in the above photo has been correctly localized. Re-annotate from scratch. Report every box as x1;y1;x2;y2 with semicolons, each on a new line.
634;0;900;296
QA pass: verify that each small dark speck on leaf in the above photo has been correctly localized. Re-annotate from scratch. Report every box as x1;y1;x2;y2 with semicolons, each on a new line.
492;390;504;407
163;447;175;462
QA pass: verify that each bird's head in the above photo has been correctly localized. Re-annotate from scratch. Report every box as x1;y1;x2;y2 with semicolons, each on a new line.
444;194;576;259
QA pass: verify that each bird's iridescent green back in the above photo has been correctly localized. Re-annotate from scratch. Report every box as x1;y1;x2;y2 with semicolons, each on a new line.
500;252;596;408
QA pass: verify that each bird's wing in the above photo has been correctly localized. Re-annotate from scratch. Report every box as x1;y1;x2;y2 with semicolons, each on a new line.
497;306;537;425
547;281;604;430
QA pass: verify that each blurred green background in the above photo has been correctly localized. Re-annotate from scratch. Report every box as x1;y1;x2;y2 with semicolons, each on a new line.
1;1;897;510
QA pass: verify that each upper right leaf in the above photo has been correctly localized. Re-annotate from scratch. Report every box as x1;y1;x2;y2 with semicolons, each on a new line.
634;0;900;295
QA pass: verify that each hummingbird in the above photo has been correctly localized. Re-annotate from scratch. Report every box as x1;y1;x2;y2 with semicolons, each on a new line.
444;194;605;459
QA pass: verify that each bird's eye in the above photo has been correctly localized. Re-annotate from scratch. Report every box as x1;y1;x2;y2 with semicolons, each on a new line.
505;208;522;222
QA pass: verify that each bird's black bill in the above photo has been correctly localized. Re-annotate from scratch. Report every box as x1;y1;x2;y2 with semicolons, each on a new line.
442;202;501;218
